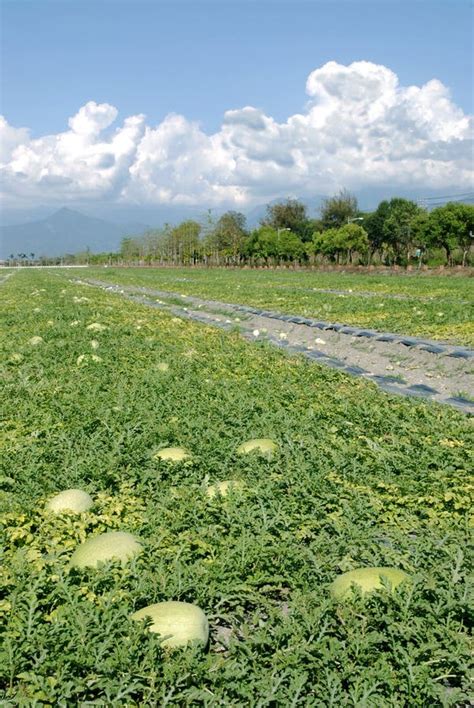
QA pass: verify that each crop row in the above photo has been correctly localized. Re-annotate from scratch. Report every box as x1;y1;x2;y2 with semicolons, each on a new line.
1;271;472;705
87;267;474;346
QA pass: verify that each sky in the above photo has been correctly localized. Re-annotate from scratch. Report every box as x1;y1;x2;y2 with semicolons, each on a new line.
0;0;473;213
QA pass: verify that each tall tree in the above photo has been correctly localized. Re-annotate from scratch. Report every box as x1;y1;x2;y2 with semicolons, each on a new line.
320;189;358;229
336;223;369;264
244;226;277;262
245;226;303;262
213;211;248;262
364;201;390;262
310;229;341;262
428;202;474;266
120;237;140;261
382;198;424;264
262;198;312;240
170;220;201;264
275;229;305;261
310;224;368;264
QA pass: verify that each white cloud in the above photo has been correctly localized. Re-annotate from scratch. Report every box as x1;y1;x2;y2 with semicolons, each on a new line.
1;101;146;203
68;101;118;136
0;116;30;164
1;62;472;208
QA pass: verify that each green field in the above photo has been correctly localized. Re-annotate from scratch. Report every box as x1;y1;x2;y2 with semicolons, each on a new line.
88;267;474;347
1;270;473;705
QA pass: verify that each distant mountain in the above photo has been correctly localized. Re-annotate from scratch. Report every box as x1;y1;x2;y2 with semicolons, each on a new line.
0;207;148;258
2;188;462;258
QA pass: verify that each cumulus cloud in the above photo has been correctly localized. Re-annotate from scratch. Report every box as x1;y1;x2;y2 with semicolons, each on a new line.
1;61;472;207
68;101;118;135
1;101;146;203
0;116;30;164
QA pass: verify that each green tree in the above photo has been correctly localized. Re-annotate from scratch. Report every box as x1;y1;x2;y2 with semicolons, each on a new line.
275;229;305;261
119;237;141;261
428;202;474;266
201;210;219;264
336;223;369;263
310;228;341;262
244;226;277;262
213;211;248;262
409;211;430;265
170;220;201;264
364;201;391;263
382;198;424;265
320;189;358;229
310;224;368;264
262;199;312;240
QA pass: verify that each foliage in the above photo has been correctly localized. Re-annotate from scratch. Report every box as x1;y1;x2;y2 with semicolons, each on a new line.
364;201;392;256
320;189;359;230
262;198;313;241
311;228;340;260
169;220;201;264
311;224;369;264
119;221;201;265
428;202;474;265
381;198;424;264
0;271;472;704
244;226;305;262
338;223;369;260
13;192;473;268
210;211;248;261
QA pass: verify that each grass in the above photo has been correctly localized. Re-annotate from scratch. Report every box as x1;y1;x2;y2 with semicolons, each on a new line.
1;270;473;705
454;390;474;403
87;267;474;347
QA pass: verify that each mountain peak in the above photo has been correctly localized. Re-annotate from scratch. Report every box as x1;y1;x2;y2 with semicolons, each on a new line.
49;206;88;220
0;207;146;258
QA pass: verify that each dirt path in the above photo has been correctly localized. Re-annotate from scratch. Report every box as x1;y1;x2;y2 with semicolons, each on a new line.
78;278;474;414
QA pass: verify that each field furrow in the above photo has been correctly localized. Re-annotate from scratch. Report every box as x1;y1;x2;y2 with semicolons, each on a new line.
87;267;474;347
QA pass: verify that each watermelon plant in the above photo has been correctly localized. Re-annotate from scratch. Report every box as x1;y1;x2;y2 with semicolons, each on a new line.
69;531;143;569
153;447;192;462
46;489;93;514
131;601;209;648
88;266;474;345
329;566;410;600
206;480;245;498
236;438;278;457
0;270;472;705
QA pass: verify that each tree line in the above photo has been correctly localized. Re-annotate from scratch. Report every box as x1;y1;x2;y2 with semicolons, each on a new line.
118;192;473;267
8;191;473;267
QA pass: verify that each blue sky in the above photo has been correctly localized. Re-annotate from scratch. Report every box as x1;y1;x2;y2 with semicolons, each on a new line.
2;0;472;135
0;0;472;211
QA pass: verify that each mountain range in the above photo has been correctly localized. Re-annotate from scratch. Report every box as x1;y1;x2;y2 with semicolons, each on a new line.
0;208;149;259
0;187;459;258
0;198;328;259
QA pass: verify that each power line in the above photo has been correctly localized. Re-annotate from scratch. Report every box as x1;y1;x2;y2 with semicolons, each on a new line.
424;197;474;206
418;191;474;201
347;193;474;214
